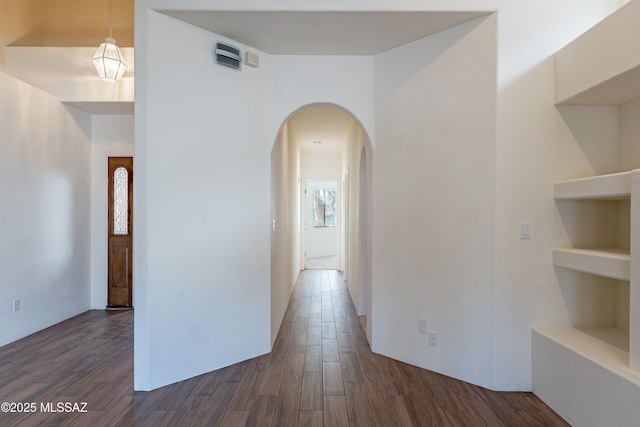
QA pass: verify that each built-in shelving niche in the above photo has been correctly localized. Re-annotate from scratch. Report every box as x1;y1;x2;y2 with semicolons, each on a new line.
552;172;632;353
533;1;640;424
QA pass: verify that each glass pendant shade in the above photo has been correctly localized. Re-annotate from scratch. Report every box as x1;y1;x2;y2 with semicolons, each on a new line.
93;37;127;83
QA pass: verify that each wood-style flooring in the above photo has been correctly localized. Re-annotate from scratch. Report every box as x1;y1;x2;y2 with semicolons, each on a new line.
0;270;569;426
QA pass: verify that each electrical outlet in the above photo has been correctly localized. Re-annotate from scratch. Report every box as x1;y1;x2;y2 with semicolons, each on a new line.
419;318;427;334
13;299;20;312
429;331;438;347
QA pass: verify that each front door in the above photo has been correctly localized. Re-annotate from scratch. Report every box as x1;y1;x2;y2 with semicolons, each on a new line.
108;157;133;307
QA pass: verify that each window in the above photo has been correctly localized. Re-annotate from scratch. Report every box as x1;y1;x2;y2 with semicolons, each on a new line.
113;167;129;234
313;188;337;227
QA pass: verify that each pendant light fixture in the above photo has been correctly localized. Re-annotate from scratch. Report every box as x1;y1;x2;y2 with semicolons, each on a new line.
93;0;127;83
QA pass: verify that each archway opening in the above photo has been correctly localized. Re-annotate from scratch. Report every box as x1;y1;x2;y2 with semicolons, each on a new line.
270;103;373;344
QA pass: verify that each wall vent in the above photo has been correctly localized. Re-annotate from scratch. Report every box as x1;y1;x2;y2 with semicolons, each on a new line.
215;43;241;70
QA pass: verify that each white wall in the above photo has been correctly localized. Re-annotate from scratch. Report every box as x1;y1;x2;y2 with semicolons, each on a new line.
271;122;301;344
90;115;134;309
266;55;376;149
135;0;626;392
620;97;640;171
373;15;497;387
134;12;274;390
301;151;342;180
0;71;91;346
343;121;372;328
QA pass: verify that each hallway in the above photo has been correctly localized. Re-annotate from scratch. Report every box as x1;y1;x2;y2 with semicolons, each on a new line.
0;270;567;426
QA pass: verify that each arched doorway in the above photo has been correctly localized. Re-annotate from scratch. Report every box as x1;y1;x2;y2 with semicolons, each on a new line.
270;103;373;343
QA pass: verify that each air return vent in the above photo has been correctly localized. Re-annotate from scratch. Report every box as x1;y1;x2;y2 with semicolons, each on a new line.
215;42;241;70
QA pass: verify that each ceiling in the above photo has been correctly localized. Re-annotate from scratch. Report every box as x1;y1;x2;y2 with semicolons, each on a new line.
159;10;489;55
287;106;357;152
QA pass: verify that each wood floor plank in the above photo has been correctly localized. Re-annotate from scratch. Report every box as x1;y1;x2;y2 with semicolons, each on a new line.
393;395;421;427
324;396;349;427
334;317;350;334
373;408;404;427
298;410;324;427
322;322;337;339
272;382;301;426
355;345;380;374
244;395;277;427
345;382;377;426
139;410;177;427
300;371;323;411
167;395;211;427
271;336;291;363
222;360;249;383
228;370;263;411
306;327;322;346
303;346;322;372
337;332;355;354
352;327;369;346
323;362;345;396
340;352;364;383
309;313;322;327
189;383;238;426
290;332;308;354
282;353;305;383
379;359;408;396
362;371;394;411
219;410;250;427
189;369;228;396
322;339;340;362
257;361;285;396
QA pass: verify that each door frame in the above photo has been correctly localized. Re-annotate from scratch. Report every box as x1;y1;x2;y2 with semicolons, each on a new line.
91;150;134;309
108;156;134;307
300;178;341;270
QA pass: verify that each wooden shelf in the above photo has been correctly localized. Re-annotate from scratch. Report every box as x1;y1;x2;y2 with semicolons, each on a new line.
553;247;630;281
553;171;631;200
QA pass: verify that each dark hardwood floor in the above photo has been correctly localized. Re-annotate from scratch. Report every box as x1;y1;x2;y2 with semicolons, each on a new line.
0;270;568;426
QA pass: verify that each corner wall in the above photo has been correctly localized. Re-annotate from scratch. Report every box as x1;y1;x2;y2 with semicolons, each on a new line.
372;15;497;388
134;11;273;390
0;71;91;346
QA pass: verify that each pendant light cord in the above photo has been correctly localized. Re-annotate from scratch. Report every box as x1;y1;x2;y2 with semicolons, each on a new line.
109;0;113;38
